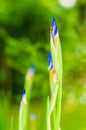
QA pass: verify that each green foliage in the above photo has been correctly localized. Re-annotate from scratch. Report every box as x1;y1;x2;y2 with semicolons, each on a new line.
0;0;86;97
0;0;86;130
0;92;9;130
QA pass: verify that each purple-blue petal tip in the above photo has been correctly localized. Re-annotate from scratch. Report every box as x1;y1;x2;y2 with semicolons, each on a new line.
30;64;35;74
22;89;26;97
52;17;58;36
48;52;53;70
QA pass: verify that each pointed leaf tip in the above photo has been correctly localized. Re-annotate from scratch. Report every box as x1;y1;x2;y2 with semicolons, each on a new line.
48;52;53;70
52;17;58;36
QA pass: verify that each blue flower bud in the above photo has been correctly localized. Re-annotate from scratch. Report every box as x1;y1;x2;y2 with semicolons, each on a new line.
22;89;26;97
48;52;53;70
30;64;35;74
52;17;58;36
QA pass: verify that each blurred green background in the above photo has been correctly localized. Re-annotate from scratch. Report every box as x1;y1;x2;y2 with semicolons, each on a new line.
0;0;86;130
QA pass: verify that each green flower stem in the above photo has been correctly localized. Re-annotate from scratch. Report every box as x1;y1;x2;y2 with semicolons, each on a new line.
56;41;62;130
10;116;13;130
19;98;27;130
24;77;34;130
19;66;35;130
50;17;62;130
47;97;51;130
56;79;62;130
49;84;58;115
